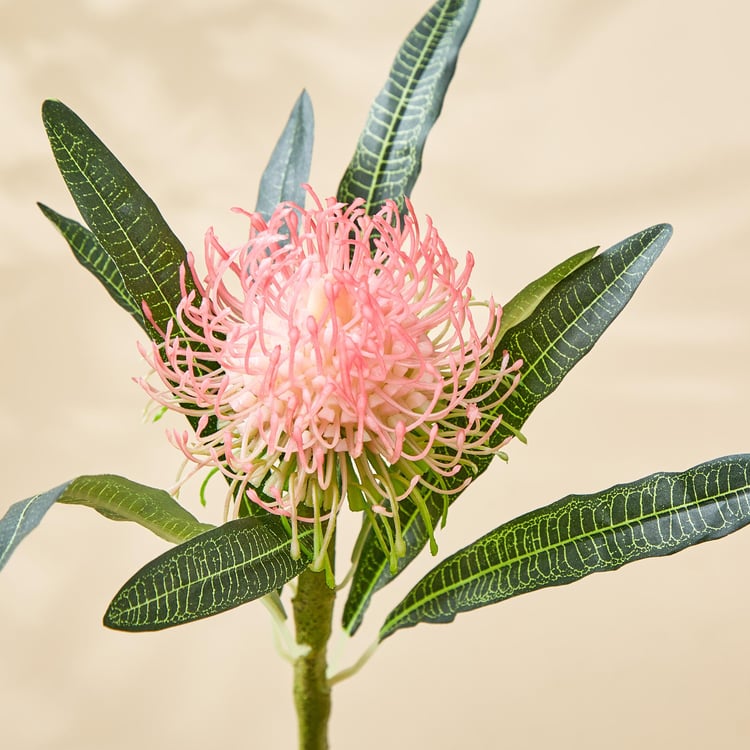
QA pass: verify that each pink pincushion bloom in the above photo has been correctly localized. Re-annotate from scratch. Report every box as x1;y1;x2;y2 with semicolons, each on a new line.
140;189;521;569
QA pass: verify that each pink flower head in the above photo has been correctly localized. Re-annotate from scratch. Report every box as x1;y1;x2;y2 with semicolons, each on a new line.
140;189;521;570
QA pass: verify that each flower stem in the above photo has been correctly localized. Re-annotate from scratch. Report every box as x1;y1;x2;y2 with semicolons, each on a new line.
293;560;336;750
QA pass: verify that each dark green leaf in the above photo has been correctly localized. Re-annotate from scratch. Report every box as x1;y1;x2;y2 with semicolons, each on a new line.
380;454;750;640
256;90;314;218
41;99;194;338
337;0;478;213
104;516;311;631
0;481;71;572
492;224;671;442
343;224;672;634
38;202;145;328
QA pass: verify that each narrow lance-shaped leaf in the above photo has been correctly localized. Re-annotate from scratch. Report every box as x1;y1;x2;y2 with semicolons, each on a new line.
0;475;212;573
37;202;145;328
343;224;673;634
255;90;314;218
41;99;195;338
492;225;671;442
380;454;750;640
337;0;479;214
104;516;313;631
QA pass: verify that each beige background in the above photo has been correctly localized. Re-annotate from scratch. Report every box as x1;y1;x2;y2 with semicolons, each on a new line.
2;1;750;748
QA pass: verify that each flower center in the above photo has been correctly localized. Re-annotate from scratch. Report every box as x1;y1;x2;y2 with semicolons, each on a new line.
305;272;355;328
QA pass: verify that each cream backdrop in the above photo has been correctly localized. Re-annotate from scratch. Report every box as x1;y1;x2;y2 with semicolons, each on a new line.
1;1;749;748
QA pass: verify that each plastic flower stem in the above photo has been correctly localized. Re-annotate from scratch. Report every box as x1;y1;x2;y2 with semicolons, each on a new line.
293;533;336;750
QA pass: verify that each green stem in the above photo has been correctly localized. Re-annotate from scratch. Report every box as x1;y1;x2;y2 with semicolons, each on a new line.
293;562;336;750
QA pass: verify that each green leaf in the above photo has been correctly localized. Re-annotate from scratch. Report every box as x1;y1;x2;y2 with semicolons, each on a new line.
104;516;311;631
0;475;211;573
0;481;71;572
492;224;671;440
57;474;213;543
37;202;145;328
380;454;750;640
41;99;194;338
497;245;598;340
337;0;478;213
343;224;672;634
256;90;314;218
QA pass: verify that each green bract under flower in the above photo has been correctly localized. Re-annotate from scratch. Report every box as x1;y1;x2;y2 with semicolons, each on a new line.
140;190;522;570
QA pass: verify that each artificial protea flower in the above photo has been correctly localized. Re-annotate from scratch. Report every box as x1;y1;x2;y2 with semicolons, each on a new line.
140;189;522;570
